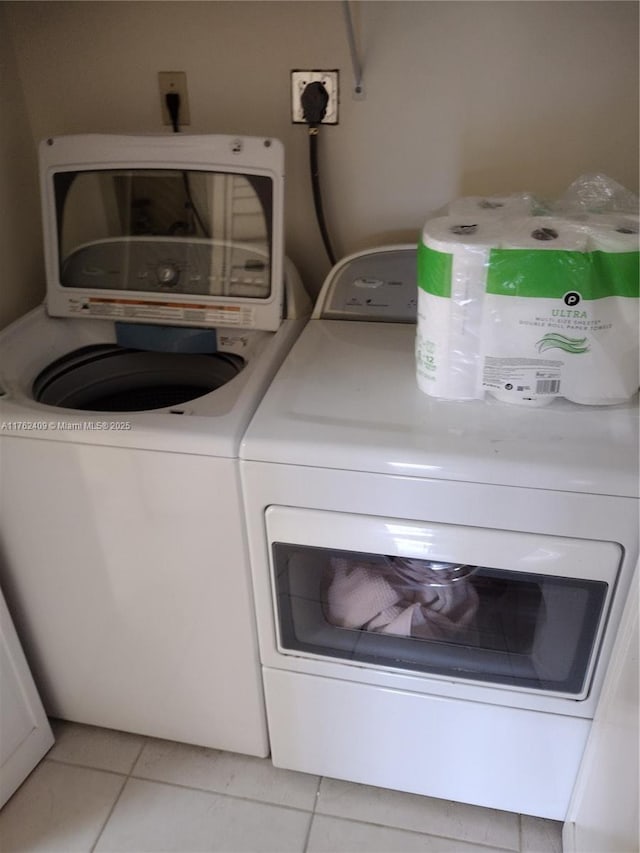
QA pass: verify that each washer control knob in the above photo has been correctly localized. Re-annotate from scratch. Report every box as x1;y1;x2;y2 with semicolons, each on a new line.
156;263;180;287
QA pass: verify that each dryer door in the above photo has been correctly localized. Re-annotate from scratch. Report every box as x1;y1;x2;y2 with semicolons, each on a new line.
264;507;621;700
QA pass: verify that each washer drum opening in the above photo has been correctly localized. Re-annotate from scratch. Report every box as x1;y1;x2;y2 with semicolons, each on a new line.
33;344;245;412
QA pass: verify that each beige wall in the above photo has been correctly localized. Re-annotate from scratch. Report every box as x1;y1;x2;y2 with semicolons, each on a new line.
2;0;639;321
0;3;43;329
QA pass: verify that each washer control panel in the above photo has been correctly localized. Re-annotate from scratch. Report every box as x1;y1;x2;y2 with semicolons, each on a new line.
61;239;269;298
318;247;417;323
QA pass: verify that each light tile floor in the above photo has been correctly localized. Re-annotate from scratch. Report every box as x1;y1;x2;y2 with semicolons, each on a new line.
0;720;563;853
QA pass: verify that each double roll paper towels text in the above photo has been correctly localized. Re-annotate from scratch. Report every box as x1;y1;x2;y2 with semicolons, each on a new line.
416;201;639;406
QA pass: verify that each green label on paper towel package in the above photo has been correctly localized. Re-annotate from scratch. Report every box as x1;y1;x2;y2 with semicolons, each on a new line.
417;244;452;298
418;244;640;301
486;250;640;299
590;251;640;298
416;234;639;402
482;249;640;403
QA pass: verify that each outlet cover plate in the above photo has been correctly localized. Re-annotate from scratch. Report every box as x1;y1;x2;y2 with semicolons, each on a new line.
158;71;191;127
291;70;339;124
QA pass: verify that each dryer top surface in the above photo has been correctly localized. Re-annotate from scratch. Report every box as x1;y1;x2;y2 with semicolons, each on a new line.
240;319;639;498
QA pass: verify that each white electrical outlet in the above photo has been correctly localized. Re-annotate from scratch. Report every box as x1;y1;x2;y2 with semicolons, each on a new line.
158;71;190;127
291;70;339;125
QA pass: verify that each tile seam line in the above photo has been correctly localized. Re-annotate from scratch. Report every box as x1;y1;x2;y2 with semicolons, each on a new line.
302;775;324;853
46;732;148;778
89;771;129;853
42;757;520;852
117;772;321;814
305;811;519;851
91;737;146;852
44;756;130;779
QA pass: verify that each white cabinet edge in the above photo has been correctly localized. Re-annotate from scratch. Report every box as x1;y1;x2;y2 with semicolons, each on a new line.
0;588;54;809
563;560;639;852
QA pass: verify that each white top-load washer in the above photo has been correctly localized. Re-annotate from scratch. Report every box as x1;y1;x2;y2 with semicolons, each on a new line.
0;134;309;755
240;246;638;816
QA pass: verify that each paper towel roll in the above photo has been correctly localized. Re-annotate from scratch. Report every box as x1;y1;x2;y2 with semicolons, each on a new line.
448;195;533;219
422;216;504;255
417;217;502;400
586;214;640;253
562;213;640;404
416;287;455;396
500;217;589;251
483;217;591;406
562;333;639;405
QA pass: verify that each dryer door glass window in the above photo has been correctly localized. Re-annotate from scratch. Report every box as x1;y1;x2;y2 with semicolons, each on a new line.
54;169;272;299
271;543;609;695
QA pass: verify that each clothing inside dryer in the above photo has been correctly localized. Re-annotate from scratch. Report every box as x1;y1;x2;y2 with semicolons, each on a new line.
272;542;608;694
33;343;245;412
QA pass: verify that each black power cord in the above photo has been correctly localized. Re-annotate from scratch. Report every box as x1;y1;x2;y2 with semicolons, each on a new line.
164;91;210;238
165;91;181;133
301;82;337;266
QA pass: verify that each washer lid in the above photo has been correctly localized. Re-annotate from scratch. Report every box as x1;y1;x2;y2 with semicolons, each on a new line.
40;134;285;331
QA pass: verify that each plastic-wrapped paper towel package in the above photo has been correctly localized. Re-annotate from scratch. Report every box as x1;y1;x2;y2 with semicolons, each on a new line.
416;177;640;406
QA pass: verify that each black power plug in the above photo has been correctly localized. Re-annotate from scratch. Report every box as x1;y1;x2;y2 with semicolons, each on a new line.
301;81;330;128
165;91;181;133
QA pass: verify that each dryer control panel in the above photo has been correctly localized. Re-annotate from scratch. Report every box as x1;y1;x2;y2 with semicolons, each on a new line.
317;247;417;323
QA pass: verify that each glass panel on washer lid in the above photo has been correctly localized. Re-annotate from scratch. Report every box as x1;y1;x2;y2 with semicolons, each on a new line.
40;135;285;331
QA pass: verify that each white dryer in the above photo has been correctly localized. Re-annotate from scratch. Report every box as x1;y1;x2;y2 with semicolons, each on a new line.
240;246;639;816
0;134;309;755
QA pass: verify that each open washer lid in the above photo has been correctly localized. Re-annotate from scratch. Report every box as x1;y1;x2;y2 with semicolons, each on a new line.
40;134;285;331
